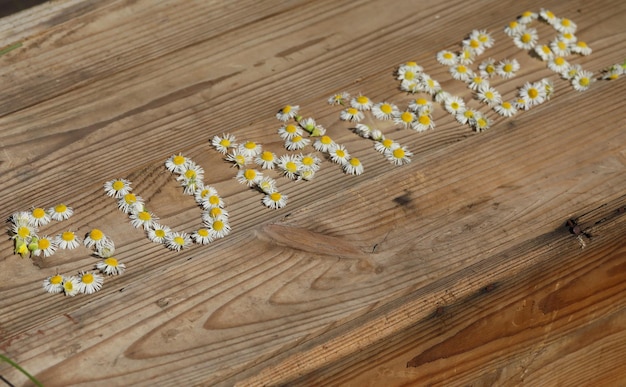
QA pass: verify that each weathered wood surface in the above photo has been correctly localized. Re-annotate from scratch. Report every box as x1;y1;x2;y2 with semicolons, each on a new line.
1;0;625;385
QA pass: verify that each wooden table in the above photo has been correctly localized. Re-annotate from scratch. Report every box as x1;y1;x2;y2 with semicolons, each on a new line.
1;0;625;385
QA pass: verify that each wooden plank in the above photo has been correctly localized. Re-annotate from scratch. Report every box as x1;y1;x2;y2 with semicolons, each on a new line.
0;0;625;385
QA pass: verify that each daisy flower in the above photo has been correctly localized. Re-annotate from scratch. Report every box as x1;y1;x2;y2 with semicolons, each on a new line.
372;102;398;120
313;135;336;153
43;274;64;294
444;95;466;115
328;91;350;105
374;138;398;154
284;135;310;151
449;64;473;82
408;98;433;114
94;240;115;258
166;232;192;251
263;191;288;209
257;176;277;194
277;124;303;140
456;109;478;125
513;28;538;50
148;223;172;244
165;154;190;174
255;150;277;169
393;110;416;129
130;210;158;229
397;66;419;83
47;203;73;221
534;45;554;61
494;101;517;117
411;113;435;132
602;65;623;80
97;257;126;276
203;206;229;222
35;235;57;257
514;97;532;111
28;207;50;227
197;187;224;209
496;59;520;78
298;117;318;134
178;163;204;195
519;81;546;106
468;74;489;91
118;193;144;214
436;50;457;66
225;150;251;169
572;70;595;92
340;107;364;122
550;38;571;57
370;129;384;141
462;37;485;56
470;29;495;48
561;64;583;80
343;157;364;175
517;11;538;24
418;75;442;95
211;133;237;154
402;80;422;95
571;41;592;56
56;231;81;250
476;86;502;106
479;58;497;78
9;211;31;227
354;123;373;139
277;154;302;179
351;95;373;111
276;105;299;122
299;169;316;181
539;8;558;25
298;154;321;172
104;178;132;198
457;47;475;65
192;228;213;245
12;223;36;240
62;276;80;297
559;32;577;44
238;141;263;158
77;271;104;294
83;229;110;249
548;56;570;74
541;78;555;100
434;90;451;104
385;146;413;165
471;113;491;132
504;20;523;37
204;218;231;239
236;168;263;187
329;145;351;165
554;17;577;34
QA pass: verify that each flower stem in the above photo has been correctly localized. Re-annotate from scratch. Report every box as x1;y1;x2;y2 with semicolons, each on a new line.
0;354;43;387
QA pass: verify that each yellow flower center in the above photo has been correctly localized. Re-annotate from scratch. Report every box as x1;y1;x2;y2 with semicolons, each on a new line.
542;45;551;54
469;39;480;49
555;57;565;65
64;281;74;292
173;155;186;165
478;34;489;43
521;33;532;44
285;161;298;172
381;104;393;114
55;204;67;213
335;149;346;158
32;208;46;219
356;96;369;104
522;11;533;17
484;91;494;100
138;211;152;221
464;110;475;118
244;169;257;180
209;195;220;205
270;192;282;202
406;61;417;67
82;273;94;284
443;52;453;59
557;41;567;50
502;101;512;109
579;77;590;87
219;138;231;147
561;18;571;27
457;65;467;73
198;229;209;237
155;229;166;238
174;236;185;246
124;193;137;204
200;189;209;198
451;102;460;110
235;155;246;164
403;70;415;81
508;21;518;29
545;10;555;19
393;148;405;159
185;169;196;179
39;238;51;249
401;111;414;123
503;63;513;73
419;115;431;125
528;88;538;99
261;151;274;162
301;156;314;166
349;158;361;167
285;124;297;134
244;141;256;150
477;118;487;127
415;98;428;105
382;138;394;149
292;135;303;143
50;274;63;285
347;108;358;115
17;226;30;238
90;229;104;241
213;220;224;231
485;64;495;74
320;135;332;145
282;105;292;114
112;180;125;191
577;41;588;48
62;231;75;242
210;207;223;218
104;257;118;266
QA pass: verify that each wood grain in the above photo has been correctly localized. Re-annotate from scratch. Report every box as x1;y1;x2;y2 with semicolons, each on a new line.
1;0;625;385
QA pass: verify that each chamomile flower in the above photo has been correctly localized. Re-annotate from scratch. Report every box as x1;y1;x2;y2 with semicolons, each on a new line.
496;59;520;78
408;97;433;114
130;210;158;229
255;150;278;169
328;91;350;105
94;240;115;258
329;145;351;165
277;124;303;140
104;178;132;198
211;133;237;154
118;193;144;214
276;105;300;122
541;78;555;100
385;146;413;165
559;32;577;44
571;41;592;56
444;95;466;114
462;37;485;56
436;50;458;66
513;28;538;50
165;154;190;174
476;86;502;106
470;29;495;48
340;107;364;122
263;191;288;209
148;223;171;244
192;228;213;245
561;64;583;80
11;222;35;240
468;74;489;91
56;231;81;249
9;211;31;227
374;138;398;154
77;271;103;294
457;47;476;65
554;17;577;34
470;113;491;132
299;169;316;181
534;45;554;61
257;176;277;194
343;157;364;175
411;113;435;132
43;274;64;294
62;276;80;297
199;187;224;209
35;236;57;257
572;70;595;92
238;141;263;158
225;149;251;169
434;90;451;104
394;110;416;128
313;135;336;153
298;154;321;172
517;11;538;24
27;207;50;227
418;75;442;95
449;64;473;82
370;129;384;141
397;65;420;83
456;109;478;125
602;65;623;80
203;207;229;223
97;257;126;276
354;123;373;139
494;101;518;117
514;97;532;111
548;56;570;74
178;163;204;195
519;81;546;106
478;58;497;78
284;135;310;151
204;218;231;239
350;95;373;111
504;20;523;37
372;102;398;120
277;154;301;179
550;38;571;57
166;232;192;251
83;229;110;249
298;117;318;134
539;8;558;25
47;204;74;221
236;168;263;187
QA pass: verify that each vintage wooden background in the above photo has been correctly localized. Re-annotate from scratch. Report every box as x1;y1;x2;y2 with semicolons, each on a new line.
1;0;625;385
